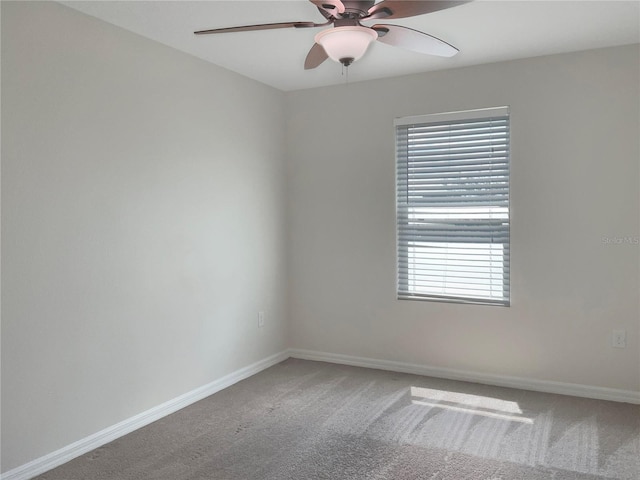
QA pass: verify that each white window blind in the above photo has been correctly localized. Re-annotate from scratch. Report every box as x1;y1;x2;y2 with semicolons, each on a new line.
395;107;510;306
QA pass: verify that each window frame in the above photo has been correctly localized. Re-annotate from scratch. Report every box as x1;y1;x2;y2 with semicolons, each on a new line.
394;106;511;307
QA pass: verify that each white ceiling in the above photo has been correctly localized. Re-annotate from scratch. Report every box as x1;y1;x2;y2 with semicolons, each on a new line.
60;0;640;91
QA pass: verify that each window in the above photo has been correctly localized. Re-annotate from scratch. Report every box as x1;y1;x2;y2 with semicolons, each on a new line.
395;107;510;306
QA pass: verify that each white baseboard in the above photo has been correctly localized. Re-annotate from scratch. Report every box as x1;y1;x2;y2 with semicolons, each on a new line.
288;348;640;405
1;350;289;480
4;348;638;479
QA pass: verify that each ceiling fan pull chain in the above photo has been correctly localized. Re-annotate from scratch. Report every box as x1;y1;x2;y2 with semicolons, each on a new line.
341;63;349;86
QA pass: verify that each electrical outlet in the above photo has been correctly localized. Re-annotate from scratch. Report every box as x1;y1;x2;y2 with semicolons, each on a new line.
258;311;265;328
611;329;626;348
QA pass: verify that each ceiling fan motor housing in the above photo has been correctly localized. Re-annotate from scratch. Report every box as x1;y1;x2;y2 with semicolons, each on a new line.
339;0;376;18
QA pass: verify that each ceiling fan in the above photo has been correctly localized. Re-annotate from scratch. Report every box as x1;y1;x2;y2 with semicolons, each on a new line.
194;0;469;69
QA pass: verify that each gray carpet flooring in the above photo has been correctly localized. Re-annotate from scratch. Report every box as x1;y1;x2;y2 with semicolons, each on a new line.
35;359;640;480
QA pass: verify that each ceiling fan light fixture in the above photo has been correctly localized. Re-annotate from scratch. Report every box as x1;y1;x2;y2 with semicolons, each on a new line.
315;26;378;65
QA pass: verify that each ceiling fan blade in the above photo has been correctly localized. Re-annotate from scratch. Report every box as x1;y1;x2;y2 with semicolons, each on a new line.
373;24;458;57
309;0;345;18
304;43;329;69
194;21;324;35
367;1;470;20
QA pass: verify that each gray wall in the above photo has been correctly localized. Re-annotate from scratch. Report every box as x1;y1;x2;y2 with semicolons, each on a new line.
286;45;640;392
1;1;288;471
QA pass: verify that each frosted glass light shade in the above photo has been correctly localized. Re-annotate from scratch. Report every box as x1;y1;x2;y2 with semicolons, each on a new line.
315;26;378;64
